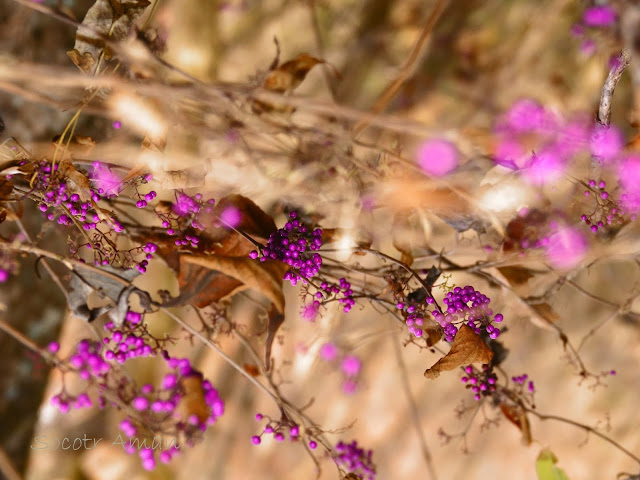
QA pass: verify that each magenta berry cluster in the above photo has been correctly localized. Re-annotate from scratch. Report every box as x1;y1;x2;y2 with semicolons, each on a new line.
432;286;503;342
117;359;224;470
298;277;357;320
580;179;627;233
153;191;217;246
32;160;163;271
250;211;323;286
511;373;535;394
396;299;434;339
101;312;168;363
334;440;376;480
318;277;355;313
461;364;497;401
251;413;300;445
48;309;224;471
319;343;362;394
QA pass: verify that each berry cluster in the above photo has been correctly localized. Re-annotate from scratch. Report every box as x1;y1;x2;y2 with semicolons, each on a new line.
395;298;435;339
571;5;618;55
48;310;224;471
101;311;169;363
432;286;503;342
117;359;224;470
89;161;125;197
511;373;535;394
460;365;497;401
250;211;323;286
251;413;300;445
319;278;355;313
580;179;628;233
334;440;376;480
31;160;162;271
154;191;216;247
319;343;362;394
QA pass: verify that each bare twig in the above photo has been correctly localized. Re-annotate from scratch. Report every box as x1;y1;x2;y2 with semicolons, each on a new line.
597;49;631;127
392;335;438;480
353;0;449;136
0;317;61;367
527;408;640;466
593;49;631;178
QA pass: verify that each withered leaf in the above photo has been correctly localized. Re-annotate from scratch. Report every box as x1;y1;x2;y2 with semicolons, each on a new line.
503;208;548;252
69;264;142;325
243;363;261;377
210;194;277;246
176;261;244;309
497;265;536;286
253;53;329;114
263;53;324;93
530;303;560;324
68;0;151;74
0;177;13;200
176;375;210;424
423;324;444;347
56;160;93;202
500;403;532;445
180;255;287;313
343;475;362;480
424;325;493;379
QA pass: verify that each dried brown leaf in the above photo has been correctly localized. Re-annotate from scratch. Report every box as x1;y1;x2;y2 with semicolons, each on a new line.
424;325;493;379
243;364;261;377
0;178;13;200
500;403;532;445
68;0;151;74
530;303;560;324
423;324;444;347
176;261;244;308
175;375;210;424
181;255;286;313
210;194;277;244
56;160;93;202
263;53;323;93
497;265;536;286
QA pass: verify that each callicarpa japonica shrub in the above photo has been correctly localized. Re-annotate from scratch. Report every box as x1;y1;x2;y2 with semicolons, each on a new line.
1;1;640;479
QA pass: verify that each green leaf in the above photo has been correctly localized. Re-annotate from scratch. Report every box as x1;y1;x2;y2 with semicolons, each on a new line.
536;448;570;480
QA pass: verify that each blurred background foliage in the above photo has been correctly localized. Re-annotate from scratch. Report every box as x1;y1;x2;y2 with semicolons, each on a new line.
1;0;640;479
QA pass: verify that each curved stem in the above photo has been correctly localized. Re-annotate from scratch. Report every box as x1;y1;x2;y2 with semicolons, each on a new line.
526;408;640;466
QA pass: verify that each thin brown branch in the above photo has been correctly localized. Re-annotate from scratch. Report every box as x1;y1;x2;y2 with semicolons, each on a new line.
392;335;438;480
597;49;631;127
527;408;640;466
12;211;69;302
0;317;60;367
353;0;449;136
